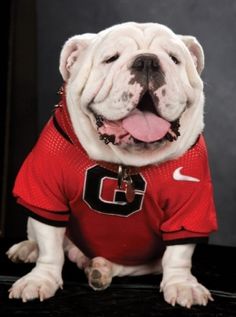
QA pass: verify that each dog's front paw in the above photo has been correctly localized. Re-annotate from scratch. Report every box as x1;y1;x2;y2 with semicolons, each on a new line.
9;270;62;302
85;257;113;291
161;279;213;308
6;240;39;263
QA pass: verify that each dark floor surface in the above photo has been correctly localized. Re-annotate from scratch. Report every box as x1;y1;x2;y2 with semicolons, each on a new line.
0;240;236;316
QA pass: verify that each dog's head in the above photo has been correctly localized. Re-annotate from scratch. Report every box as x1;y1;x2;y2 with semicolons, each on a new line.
59;22;205;166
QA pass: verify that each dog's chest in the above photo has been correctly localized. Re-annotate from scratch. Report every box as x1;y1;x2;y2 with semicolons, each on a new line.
63;139;202;265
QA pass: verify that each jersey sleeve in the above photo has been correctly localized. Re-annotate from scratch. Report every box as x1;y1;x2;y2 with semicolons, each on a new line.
159;137;218;245
13;120;70;227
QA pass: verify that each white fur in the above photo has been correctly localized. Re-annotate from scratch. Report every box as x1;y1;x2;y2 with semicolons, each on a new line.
7;22;212;307
63;22;204;166
8;219;65;302
7;218;213;306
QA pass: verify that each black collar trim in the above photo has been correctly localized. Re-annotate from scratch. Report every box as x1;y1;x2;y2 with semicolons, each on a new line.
53;114;73;144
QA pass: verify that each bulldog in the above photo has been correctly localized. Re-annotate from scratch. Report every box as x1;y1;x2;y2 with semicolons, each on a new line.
7;22;217;308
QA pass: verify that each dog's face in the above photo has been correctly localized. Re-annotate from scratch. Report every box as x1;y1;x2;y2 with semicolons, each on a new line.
60;22;205;166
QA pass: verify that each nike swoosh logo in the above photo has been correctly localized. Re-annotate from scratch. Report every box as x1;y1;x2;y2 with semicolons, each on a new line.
173;167;200;182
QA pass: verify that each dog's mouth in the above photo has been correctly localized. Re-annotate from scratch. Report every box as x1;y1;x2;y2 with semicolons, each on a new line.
94;90;180;146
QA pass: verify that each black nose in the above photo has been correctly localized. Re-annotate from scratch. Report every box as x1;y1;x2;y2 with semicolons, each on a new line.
131;54;160;72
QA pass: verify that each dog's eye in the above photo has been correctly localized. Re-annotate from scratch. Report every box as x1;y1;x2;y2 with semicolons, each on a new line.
104;54;120;64
169;54;180;65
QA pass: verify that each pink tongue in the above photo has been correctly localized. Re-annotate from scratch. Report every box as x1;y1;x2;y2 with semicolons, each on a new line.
122;110;171;142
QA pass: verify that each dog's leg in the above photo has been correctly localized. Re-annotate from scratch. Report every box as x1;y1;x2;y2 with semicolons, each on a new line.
6;240;39;263
64;236;90;269
63;238;112;290
160;244;213;308
7;219;39;263
64;237;162;291
85;256;163;291
8;217;65;302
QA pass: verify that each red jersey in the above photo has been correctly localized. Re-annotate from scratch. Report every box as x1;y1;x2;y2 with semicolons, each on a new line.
13;103;217;266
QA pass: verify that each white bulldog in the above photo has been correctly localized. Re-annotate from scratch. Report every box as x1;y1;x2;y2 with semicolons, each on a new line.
7;22;217;308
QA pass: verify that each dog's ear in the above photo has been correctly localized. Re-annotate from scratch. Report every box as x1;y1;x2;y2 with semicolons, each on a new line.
59;34;95;81
179;35;204;75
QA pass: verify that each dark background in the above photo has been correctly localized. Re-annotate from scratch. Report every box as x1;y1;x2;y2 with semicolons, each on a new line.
1;0;236;246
